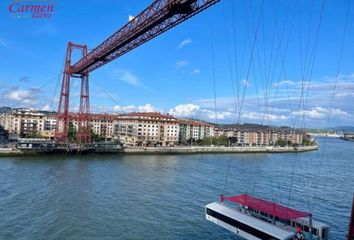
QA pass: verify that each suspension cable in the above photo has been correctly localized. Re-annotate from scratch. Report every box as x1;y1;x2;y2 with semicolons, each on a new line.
221;0;264;197
310;0;350;213
237;0;264;124
286;0;326;214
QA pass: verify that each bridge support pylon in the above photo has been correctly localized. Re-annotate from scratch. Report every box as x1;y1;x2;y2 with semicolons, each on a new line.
55;42;91;144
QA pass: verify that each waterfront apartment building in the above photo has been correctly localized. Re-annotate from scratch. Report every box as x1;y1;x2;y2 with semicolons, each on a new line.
0;110;116;141
0;109;51;139
0;113;12;133
216;124;305;146
40;114;57;139
0;109;305;146
178;119;214;143
113;112;179;146
91;114;115;141
0;110;180;145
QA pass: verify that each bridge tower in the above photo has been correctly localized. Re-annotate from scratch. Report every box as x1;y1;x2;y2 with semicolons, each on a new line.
54;42;91;144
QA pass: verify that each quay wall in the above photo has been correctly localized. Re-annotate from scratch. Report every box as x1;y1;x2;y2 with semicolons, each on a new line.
0;148;26;156
122;145;319;154
0;145;319;156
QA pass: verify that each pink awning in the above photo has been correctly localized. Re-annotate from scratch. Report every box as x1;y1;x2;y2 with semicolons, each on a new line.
221;194;311;220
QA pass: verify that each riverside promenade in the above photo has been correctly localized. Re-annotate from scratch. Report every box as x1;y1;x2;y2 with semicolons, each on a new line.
122;145;319;154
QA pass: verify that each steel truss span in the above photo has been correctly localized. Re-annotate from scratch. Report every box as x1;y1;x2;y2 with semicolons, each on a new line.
71;0;219;75
55;0;219;143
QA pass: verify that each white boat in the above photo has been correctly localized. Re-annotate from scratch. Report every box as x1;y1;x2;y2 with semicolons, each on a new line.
206;202;295;240
205;194;329;240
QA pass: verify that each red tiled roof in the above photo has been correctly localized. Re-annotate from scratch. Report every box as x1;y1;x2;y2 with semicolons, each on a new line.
121;112;177;119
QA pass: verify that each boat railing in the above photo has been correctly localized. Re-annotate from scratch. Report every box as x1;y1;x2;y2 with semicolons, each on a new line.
244;207;322;240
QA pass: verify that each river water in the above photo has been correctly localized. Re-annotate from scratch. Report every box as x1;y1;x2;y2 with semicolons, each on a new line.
0;137;353;239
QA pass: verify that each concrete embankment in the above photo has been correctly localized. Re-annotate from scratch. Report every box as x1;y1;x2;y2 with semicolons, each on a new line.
122;145;319;154
0;145;319;157
0;148;27;156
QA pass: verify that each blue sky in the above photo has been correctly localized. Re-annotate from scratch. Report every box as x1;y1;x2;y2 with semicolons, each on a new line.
0;0;354;128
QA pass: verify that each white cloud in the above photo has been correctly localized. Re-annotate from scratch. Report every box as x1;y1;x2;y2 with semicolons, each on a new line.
176;60;188;68
178;38;192;48
242;112;287;121
108;72;354;126
270;107;291;113
0;84;56;109
113;105;134;112
1;87;42;107
217;112;233;120
202;109;233;120
41;104;51;111
169;103;200;117
195;96;248;109
335;92;354;97
192;69;200;74
7;89;27;101
113;69;141;86
169;103;234;121
292;107;350;119
90;104;111;113
274;74;354;93
113;104;157;113
277;80;295;86
6;88;36;103
310;81;354;91
137;104;156;112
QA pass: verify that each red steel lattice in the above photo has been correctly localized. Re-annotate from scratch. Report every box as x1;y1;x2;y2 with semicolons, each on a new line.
55;0;219;143
55;42;91;144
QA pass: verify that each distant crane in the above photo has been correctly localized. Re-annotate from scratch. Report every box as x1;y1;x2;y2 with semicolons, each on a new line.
54;0;219;144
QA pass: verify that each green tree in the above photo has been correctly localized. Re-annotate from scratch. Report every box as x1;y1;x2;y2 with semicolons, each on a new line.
215;135;229;145
179;138;187;145
302;139;314;146
90;130;101;142
0;125;9;140
199;135;229;146
25;132;44;138
275;139;287;147
68;124;77;143
200;136;213;146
